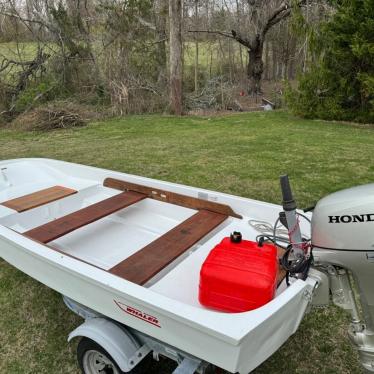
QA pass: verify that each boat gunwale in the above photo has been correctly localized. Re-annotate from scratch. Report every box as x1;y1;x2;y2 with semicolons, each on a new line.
0;222;313;345
0;158;314;344
0;157;287;216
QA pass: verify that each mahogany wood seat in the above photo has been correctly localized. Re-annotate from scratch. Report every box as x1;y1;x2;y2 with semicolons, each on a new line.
24;191;146;243
104;178;242;219
20;178;244;286
109;209;228;285
1;186;77;213
18;179;285;288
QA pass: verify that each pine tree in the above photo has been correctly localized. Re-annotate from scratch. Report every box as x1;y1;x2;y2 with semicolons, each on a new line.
287;0;374;123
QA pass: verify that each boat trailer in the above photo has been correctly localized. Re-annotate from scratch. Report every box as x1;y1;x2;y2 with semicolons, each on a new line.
64;296;213;374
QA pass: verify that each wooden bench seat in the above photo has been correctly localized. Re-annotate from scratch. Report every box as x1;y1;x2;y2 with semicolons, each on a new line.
20;178;242;286
24;191;146;243
109;209;228;285
19;182;285;287
1;186;77;213
104;178;242;219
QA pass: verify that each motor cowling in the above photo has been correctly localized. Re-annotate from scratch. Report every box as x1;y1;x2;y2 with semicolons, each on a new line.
312;183;374;251
312;183;374;372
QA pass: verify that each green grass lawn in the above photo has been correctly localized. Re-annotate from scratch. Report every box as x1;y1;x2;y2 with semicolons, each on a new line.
1;111;372;373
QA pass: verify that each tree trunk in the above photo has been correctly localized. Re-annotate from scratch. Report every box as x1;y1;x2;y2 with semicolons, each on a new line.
247;43;264;96
169;0;183;115
154;0;168;83
264;41;270;80
194;0;199;92
272;42;277;80
235;0;245;81
239;44;245;82
303;0;310;72
194;39;199;92
288;36;297;80
228;39;233;83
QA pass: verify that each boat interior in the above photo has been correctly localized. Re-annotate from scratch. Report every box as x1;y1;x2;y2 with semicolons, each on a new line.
0;161;286;309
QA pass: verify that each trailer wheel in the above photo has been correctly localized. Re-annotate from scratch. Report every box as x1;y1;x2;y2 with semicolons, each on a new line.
77;337;125;374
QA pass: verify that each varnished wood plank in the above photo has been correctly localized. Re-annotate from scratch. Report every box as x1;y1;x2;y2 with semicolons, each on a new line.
110;209;227;285
24;191;146;243
1;186;77;213
104;178;242;219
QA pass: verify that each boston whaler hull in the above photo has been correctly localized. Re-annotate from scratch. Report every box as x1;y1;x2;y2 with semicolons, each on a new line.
0;158;317;373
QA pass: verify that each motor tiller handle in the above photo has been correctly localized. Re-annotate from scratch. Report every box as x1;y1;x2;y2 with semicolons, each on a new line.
280;175;305;258
280;175;296;211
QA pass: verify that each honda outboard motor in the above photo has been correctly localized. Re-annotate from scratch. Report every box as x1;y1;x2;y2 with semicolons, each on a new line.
312;183;374;372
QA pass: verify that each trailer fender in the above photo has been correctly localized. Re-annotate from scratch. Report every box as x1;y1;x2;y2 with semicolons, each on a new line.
68;318;150;372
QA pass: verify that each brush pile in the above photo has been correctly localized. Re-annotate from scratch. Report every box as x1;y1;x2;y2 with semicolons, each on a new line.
11;101;99;131
186;77;242;112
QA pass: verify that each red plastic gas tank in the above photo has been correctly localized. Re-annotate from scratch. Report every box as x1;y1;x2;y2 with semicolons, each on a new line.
199;237;278;312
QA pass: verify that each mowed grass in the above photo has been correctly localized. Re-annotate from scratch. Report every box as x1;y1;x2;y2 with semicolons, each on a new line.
1;111;372;374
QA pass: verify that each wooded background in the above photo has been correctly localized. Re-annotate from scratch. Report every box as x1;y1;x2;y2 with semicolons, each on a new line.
0;0;372;124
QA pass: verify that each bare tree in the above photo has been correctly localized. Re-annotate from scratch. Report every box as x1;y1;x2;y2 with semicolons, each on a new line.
154;0;168;83
0;0;328;118
169;0;183;114
190;0;308;95
193;0;199;92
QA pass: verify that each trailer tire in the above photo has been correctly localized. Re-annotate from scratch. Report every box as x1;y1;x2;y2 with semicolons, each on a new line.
77;337;126;374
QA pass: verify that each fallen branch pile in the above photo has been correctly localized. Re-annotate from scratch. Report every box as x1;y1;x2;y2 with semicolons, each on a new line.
11;101;97;131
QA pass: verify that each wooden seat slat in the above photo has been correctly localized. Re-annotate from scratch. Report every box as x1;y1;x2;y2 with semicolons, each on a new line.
109;209;227;285
1;186;77;213
104;178;242;219
24;191;146;243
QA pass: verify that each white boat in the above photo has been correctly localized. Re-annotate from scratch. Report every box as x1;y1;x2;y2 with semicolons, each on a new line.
1;158;372;374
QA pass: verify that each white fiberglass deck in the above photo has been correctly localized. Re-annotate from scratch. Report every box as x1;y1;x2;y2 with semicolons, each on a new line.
0;158;316;374
0;159;286;305
1;188;198;271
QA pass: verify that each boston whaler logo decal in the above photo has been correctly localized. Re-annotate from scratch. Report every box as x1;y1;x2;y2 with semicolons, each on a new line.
329;214;374;223
114;300;161;328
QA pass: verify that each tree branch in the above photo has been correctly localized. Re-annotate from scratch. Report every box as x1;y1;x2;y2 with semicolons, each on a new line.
0;11;54;32
262;3;292;37
188;30;235;39
261;0;312;38
230;30;253;49
136;16;156;31
0;57;42;73
190;0;312;51
188;29;253;49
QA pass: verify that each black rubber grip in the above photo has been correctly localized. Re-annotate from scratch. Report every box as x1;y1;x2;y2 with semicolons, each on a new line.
280;175;293;201
280;175;297;211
